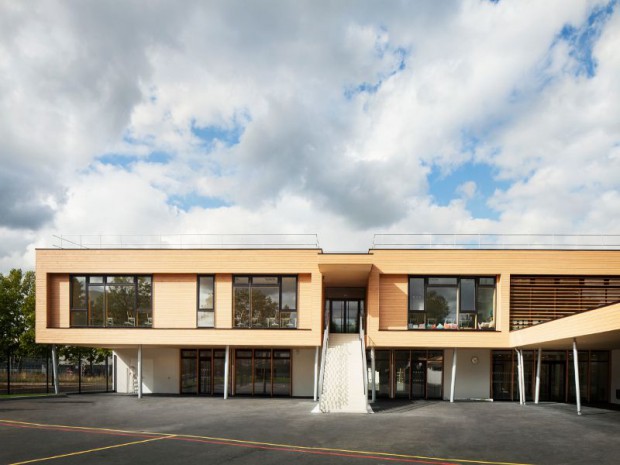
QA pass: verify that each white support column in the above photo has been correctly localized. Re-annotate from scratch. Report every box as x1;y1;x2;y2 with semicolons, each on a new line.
224;345;230;400
313;346;319;401
572;339;582;416
371;347;376;403
515;349;523;405
535;348;542;404
450;348;457;403
51;345;59;395
520;349;526;405
137;345;142;399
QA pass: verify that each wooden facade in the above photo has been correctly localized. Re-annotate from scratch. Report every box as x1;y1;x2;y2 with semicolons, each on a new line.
36;248;620;351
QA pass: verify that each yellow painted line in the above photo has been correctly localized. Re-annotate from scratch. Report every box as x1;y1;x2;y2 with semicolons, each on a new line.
0;418;534;465
0;419;169;437
8;435;175;465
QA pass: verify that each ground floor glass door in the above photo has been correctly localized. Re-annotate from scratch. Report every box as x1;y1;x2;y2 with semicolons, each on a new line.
367;349;443;399
329;299;362;333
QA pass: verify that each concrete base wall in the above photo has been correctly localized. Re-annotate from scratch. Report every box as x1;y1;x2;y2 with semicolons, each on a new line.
443;349;491;401
114;348;180;394
292;347;316;397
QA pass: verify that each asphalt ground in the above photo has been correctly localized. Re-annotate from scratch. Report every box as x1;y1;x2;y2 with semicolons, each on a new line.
1;395;619;465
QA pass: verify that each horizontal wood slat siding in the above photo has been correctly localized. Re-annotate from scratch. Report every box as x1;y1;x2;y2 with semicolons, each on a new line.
154;274;196;328
510;275;620;330
47;274;68;328
215;274;232;329
379;275;408;330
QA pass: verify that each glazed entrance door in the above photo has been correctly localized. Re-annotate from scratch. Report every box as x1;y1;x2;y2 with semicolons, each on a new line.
329;299;362;333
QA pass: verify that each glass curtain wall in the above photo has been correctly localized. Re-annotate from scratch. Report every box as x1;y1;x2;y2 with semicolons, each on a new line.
233;277;297;328
492;350;610;403
408;277;495;330
70;275;152;327
367;349;443;399
185;349;291;397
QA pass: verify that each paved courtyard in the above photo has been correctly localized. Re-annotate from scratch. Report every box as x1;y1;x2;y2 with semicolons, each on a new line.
1;394;619;465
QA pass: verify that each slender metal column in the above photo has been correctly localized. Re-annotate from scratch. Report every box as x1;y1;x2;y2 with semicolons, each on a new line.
572;339;581;415
51;344;60;395
515;349;523;405
313;346;319;401
520;350;526;405
450;348;457;403
137;345;143;399
371;347;376;403
535;348;542;404
224;345;230;400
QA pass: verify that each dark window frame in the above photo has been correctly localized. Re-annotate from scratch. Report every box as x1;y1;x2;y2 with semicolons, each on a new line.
197;275;216;328
233;275;298;329
407;276;496;331
69;274;153;328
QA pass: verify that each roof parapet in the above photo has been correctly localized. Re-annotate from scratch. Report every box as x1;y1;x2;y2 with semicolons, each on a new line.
372;234;620;250
52;234;320;250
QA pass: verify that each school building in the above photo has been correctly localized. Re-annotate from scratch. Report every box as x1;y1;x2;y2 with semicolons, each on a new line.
35;234;620;413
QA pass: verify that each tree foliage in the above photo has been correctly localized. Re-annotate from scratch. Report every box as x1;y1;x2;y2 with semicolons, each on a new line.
0;269;35;356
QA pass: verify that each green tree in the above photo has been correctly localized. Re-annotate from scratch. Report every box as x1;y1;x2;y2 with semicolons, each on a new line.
0;269;35;356
59;346;111;375
426;290;450;324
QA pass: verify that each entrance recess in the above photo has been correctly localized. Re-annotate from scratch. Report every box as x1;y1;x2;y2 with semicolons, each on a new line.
328;299;362;333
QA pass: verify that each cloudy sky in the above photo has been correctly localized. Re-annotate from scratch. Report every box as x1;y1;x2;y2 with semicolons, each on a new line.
1;0;619;271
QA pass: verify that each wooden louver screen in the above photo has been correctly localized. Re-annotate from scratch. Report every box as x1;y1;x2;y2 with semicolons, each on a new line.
510;275;620;330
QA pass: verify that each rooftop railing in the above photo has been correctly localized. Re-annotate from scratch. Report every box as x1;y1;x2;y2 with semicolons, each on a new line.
52;234;320;250
372;234;620;250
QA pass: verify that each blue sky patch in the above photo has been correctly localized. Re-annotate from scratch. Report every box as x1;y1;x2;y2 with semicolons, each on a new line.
192;121;244;148
97;150;172;168
558;0;616;78
168;192;229;211
427;162;510;219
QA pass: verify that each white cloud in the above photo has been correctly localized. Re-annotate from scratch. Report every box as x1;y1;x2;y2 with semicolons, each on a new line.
1;0;619;272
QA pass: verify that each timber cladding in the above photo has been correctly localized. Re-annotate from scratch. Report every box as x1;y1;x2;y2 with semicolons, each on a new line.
510;275;620;330
379;275;408;330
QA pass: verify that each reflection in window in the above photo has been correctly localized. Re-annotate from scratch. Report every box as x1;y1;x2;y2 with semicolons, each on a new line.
197;276;215;328
70;275;152;328
408;277;496;330
233;276;297;328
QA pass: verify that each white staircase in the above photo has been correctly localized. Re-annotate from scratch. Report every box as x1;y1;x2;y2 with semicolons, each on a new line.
317;334;370;413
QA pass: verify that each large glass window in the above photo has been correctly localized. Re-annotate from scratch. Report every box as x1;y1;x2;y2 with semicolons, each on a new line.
70;275;152;327
233;276;297;328
408;276;496;330
197;276;215;328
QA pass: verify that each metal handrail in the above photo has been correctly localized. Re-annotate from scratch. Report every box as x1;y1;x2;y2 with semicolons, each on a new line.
317;308;330;399
52;234;320;250
359;308;368;397
373;233;620;250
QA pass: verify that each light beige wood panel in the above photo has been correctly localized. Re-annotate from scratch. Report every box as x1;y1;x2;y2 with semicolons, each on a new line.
367;266;380;335
47;274;69;328
379;275;408;330
510;302;620;349
298;274;312;329
153;274;196;328
367;329;510;349
35;327;322;347
370;249;620;275
215;274;232;328
36;248;321;274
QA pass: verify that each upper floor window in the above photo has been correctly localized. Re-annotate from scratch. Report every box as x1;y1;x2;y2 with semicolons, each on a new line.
197;276;215;327
408;276;495;330
70;275;152;328
233;276;297;329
